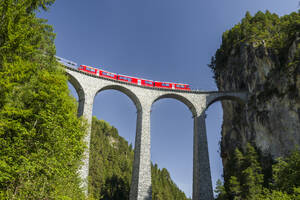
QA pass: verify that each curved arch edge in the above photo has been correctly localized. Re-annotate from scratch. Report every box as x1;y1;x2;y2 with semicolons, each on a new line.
152;93;197;116
96;84;143;113
206;92;248;110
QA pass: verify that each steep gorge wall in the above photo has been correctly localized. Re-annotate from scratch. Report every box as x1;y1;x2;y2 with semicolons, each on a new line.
210;11;300;178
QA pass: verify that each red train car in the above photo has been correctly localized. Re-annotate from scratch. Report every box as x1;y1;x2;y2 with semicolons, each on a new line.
118;74;154;87
79;65;117;80
78;64;190;90
117;74;154;87
117;74;137;84
140;79;154;87
78;65;98;75
154;81;174;89
99;69;117;80
154;81;190;90
174;83;190;90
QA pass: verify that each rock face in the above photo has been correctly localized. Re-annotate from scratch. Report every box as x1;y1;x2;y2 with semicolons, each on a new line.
215;36;300;173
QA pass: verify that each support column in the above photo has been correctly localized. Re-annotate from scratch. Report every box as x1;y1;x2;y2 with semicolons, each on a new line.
130;105;152;200
78;92;94;196
193;112;214;200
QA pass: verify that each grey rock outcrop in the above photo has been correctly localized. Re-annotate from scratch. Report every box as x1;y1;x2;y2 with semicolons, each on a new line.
214;37;300;172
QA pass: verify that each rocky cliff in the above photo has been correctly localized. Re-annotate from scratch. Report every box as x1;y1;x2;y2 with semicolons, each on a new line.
209;11;300;181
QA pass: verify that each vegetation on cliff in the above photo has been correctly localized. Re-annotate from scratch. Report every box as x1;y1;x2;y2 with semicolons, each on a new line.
209;10;300;200
210;10;299;79
215;145;300;200
89;117;190;200
0;1;87;199
209;10;299;100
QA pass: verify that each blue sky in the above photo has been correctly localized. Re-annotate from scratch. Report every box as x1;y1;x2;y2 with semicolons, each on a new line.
38;0;299;197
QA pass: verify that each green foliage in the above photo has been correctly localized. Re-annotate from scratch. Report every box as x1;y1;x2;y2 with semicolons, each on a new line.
0;0;87;199
223;144;263;200
215;179;227;200
89;117;190;200
152;164;190;200
89;117;133;200
272;151;300;194
209;11;300;99
210;10;299;71
255;189;294;200
215;145;300;200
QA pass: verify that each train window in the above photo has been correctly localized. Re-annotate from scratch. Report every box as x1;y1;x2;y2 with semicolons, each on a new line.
103;72;114;77
119;76;132;81
87;67;96;72
119;76;127;81
176;85;185;88
145;81;152;85
162;83;170;86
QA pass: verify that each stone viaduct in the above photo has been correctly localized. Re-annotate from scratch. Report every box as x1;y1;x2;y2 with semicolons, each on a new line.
65;66;248;200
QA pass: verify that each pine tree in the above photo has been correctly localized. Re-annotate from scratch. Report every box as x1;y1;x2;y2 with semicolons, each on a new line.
215;179;227;200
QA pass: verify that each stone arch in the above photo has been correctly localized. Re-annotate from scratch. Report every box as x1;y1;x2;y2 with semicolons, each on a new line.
152;93;197;116
65;71;86;117
201;92;248;200
96;84;143;113
205;92;248;110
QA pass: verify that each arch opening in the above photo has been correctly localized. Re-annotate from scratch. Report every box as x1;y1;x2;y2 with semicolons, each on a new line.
206;94;247;110
152;93;197;116
66;72;85;101
89;86;140;199
97;85;142;113
66;72;85;117
67;81;79;100
204;95;247;197
151;96;194;198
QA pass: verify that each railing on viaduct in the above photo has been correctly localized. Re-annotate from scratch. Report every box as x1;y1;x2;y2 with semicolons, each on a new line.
64;66;248;200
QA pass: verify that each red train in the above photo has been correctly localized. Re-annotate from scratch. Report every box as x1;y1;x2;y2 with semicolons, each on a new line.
78;65;190;91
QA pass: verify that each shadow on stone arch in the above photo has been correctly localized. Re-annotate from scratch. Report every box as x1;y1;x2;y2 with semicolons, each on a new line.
66;71;85;117
205;92;248;111
152;93;197;116
97;85;142;113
